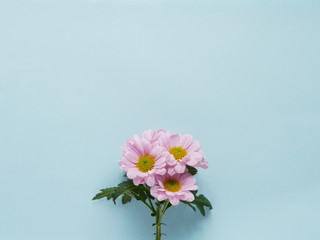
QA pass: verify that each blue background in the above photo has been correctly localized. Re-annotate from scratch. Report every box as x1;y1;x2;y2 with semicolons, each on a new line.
1;1;319;239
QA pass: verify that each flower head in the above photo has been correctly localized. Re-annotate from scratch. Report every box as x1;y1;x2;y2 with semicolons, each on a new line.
150;173;198;205
160;133;207;175
119;136;168;186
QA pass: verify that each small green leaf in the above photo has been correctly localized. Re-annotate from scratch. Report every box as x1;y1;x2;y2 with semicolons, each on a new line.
92;188;116;200
152;223;167;226
122;194;132;204
186;166;198;176
93;180;141;204
111;180;152;204
180;193;213;216
194;194;213;209
117;180;135;188
130;185;148;201
191;194;213;216
112;180;137;204
194;202;205;216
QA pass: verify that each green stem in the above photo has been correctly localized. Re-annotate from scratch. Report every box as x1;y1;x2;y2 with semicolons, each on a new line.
130;190;155;214
155;200;170;240
147;196;156;213
155;201;162;240
161;200;170;218
141;199;155;214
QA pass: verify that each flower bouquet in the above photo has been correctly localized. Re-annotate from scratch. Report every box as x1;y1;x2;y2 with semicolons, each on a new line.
93;130;212;239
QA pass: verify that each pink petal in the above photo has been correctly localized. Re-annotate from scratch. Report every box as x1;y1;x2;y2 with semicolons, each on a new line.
141;139;152;154
133;141;145;156
155;162;166;169
180;134;193;149
150;146;163;159
160;135;171;150
167;167;176;176
125;151;140;163
158;188;167;192
157;193;168;201
186;157;198;166
183;185;198;191
189;152;203;161
127;169;138;179
195;158;208;169
120;164;134;172
120;159;135;167
180;191;195;202
186;141;200;153
156;168;166;175
169;134;180;147
169;196;180;205
142;130;153;140
171;174;180;181
154;155;166;166
158;179;164;188
165;191;176;196
201;161;209;169
134;177;144;186
150;186;160;197
145;176;155;186
180;174;196;186
137;171;147;178
167;155;177;166
175;163;186;173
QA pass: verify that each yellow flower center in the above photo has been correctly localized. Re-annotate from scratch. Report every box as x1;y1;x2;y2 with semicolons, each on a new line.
136;154;155;172
163;179;182;192
169;146;187;161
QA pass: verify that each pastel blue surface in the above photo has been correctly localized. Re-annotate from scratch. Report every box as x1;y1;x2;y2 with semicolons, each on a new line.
1;1;319;240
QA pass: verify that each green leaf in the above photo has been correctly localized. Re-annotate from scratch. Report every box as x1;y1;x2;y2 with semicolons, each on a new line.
92;179;143;204
152;223;167;226
195;194;213;209
193;202;205;216
191;194;213;216
180;193;213;216
117;179;135;188
122;194;132;204
112;180;138;204
108;180;152;204
186;166;198;176
129;185;147;202
92;188;116;200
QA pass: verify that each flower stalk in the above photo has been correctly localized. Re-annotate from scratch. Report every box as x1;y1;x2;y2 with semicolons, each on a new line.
154;200;170;240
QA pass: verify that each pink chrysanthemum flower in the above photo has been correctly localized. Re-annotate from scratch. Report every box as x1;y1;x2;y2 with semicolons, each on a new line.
160;133;208;175
150;173;198;205
119;137;168;186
